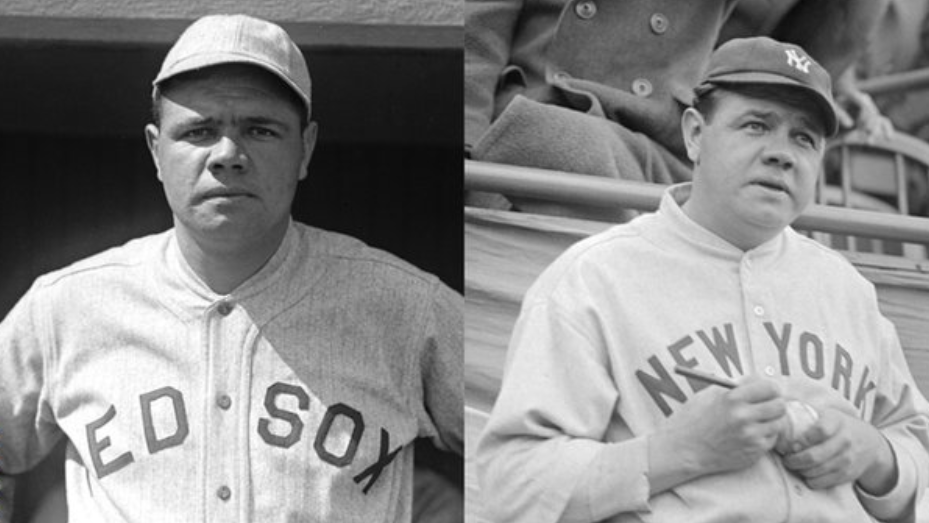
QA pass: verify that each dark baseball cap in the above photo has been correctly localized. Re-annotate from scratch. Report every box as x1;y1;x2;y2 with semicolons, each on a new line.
695;36;838;137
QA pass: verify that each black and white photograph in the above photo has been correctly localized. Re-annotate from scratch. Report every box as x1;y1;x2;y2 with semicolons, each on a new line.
464;1;929;522
0;1;462;522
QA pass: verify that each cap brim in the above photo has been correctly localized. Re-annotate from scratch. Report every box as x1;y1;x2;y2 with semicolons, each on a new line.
701;71;838;137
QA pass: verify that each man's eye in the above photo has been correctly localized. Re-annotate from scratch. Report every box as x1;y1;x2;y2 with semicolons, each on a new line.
182;128;214;140
795;133;816;148
250;127;278;138
745;121;767;132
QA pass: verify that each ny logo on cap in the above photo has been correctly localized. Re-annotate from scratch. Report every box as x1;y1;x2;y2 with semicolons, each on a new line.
785;49;811;74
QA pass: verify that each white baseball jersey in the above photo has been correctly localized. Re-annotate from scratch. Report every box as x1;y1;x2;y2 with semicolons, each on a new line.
477;184;929;523
0;221;463;522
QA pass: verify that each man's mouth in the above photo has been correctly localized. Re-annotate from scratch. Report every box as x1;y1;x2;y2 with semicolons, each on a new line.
201;188;253;201
751;179;789;193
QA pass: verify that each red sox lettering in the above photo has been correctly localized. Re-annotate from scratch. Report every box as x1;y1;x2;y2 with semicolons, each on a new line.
636;321;878;417
85;381;402;494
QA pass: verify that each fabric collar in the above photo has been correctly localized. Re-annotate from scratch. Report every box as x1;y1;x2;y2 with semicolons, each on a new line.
651;183;790;262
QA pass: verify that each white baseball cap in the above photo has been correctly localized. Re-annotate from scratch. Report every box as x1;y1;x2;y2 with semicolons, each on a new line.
153;14;312;117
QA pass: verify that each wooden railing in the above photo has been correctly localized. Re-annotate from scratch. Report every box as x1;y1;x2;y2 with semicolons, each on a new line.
465;160;929;262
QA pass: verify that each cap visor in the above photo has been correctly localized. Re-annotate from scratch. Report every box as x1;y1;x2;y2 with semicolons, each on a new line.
704;71;838;136
153;52;310;110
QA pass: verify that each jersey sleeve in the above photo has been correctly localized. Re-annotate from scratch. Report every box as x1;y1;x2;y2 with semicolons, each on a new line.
475;299;650;523
855;315;929;521
464;0;523;150
0;283;63;476
418;281;464;455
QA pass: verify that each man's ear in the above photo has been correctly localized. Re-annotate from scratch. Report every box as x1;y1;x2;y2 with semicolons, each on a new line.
681;107;705;165
144;124;163;182
298;121;318;181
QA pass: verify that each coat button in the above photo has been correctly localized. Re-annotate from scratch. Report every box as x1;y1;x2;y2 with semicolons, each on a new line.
650;13;669;34
631;78;653;97
217;485;231;501
575;0;597;19
553;71;571;83
217;302;233;316
216;394;232;410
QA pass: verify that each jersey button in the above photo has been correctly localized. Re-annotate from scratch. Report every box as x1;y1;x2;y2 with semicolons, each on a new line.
217;302;234;316
574;0;597;19
217;394;232;410
649;13;669;34
217;485;231;501
764;366;776;377
753;305;765;316
631;78;653;97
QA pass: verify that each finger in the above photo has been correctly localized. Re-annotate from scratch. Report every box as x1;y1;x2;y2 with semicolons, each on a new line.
757;418;785;448
730;378;782;403
796;421;829;448
835;105;854;129
876;117;895;140
782;434;843;472
804;468;853;490
750;398;788;423
795;410;841;448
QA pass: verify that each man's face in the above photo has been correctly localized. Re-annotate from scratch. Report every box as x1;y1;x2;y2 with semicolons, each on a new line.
146;65;316;249
681;90;826;249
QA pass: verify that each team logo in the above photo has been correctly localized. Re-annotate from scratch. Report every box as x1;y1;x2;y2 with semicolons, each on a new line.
785;49;811;73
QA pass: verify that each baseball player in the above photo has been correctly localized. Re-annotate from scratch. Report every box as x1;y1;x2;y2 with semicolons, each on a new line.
0;14;462;523
476;37;929;522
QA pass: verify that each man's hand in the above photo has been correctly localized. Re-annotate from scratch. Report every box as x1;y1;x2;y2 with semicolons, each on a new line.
782;408;898;494
648;376;785;494
835;68;894;143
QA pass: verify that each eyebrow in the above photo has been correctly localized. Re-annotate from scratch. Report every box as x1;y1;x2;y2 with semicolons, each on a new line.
241;116;291;129
172;115;292;130
740;109;777;121
174;115;216;128
740;108;823;136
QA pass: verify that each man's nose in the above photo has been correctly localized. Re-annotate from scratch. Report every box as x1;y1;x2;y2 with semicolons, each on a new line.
208;135;248;173
761;131;796;170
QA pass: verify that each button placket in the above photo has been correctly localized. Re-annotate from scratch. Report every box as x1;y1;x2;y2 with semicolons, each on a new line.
204;302;245;519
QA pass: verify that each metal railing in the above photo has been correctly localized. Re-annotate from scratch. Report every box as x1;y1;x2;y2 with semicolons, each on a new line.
859;67;929;96
465;159;929;249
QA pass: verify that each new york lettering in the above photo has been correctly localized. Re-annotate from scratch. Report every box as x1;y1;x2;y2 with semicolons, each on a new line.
85;381;402;495
635;322;877;416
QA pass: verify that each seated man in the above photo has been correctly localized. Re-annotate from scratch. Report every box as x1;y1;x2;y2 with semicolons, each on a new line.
476;36;929;522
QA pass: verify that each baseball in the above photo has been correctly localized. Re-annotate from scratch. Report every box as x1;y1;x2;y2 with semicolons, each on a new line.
775;400;819;454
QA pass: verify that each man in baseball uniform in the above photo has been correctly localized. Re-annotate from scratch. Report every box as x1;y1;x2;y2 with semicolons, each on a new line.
476;36;929;522
0;14;462;522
